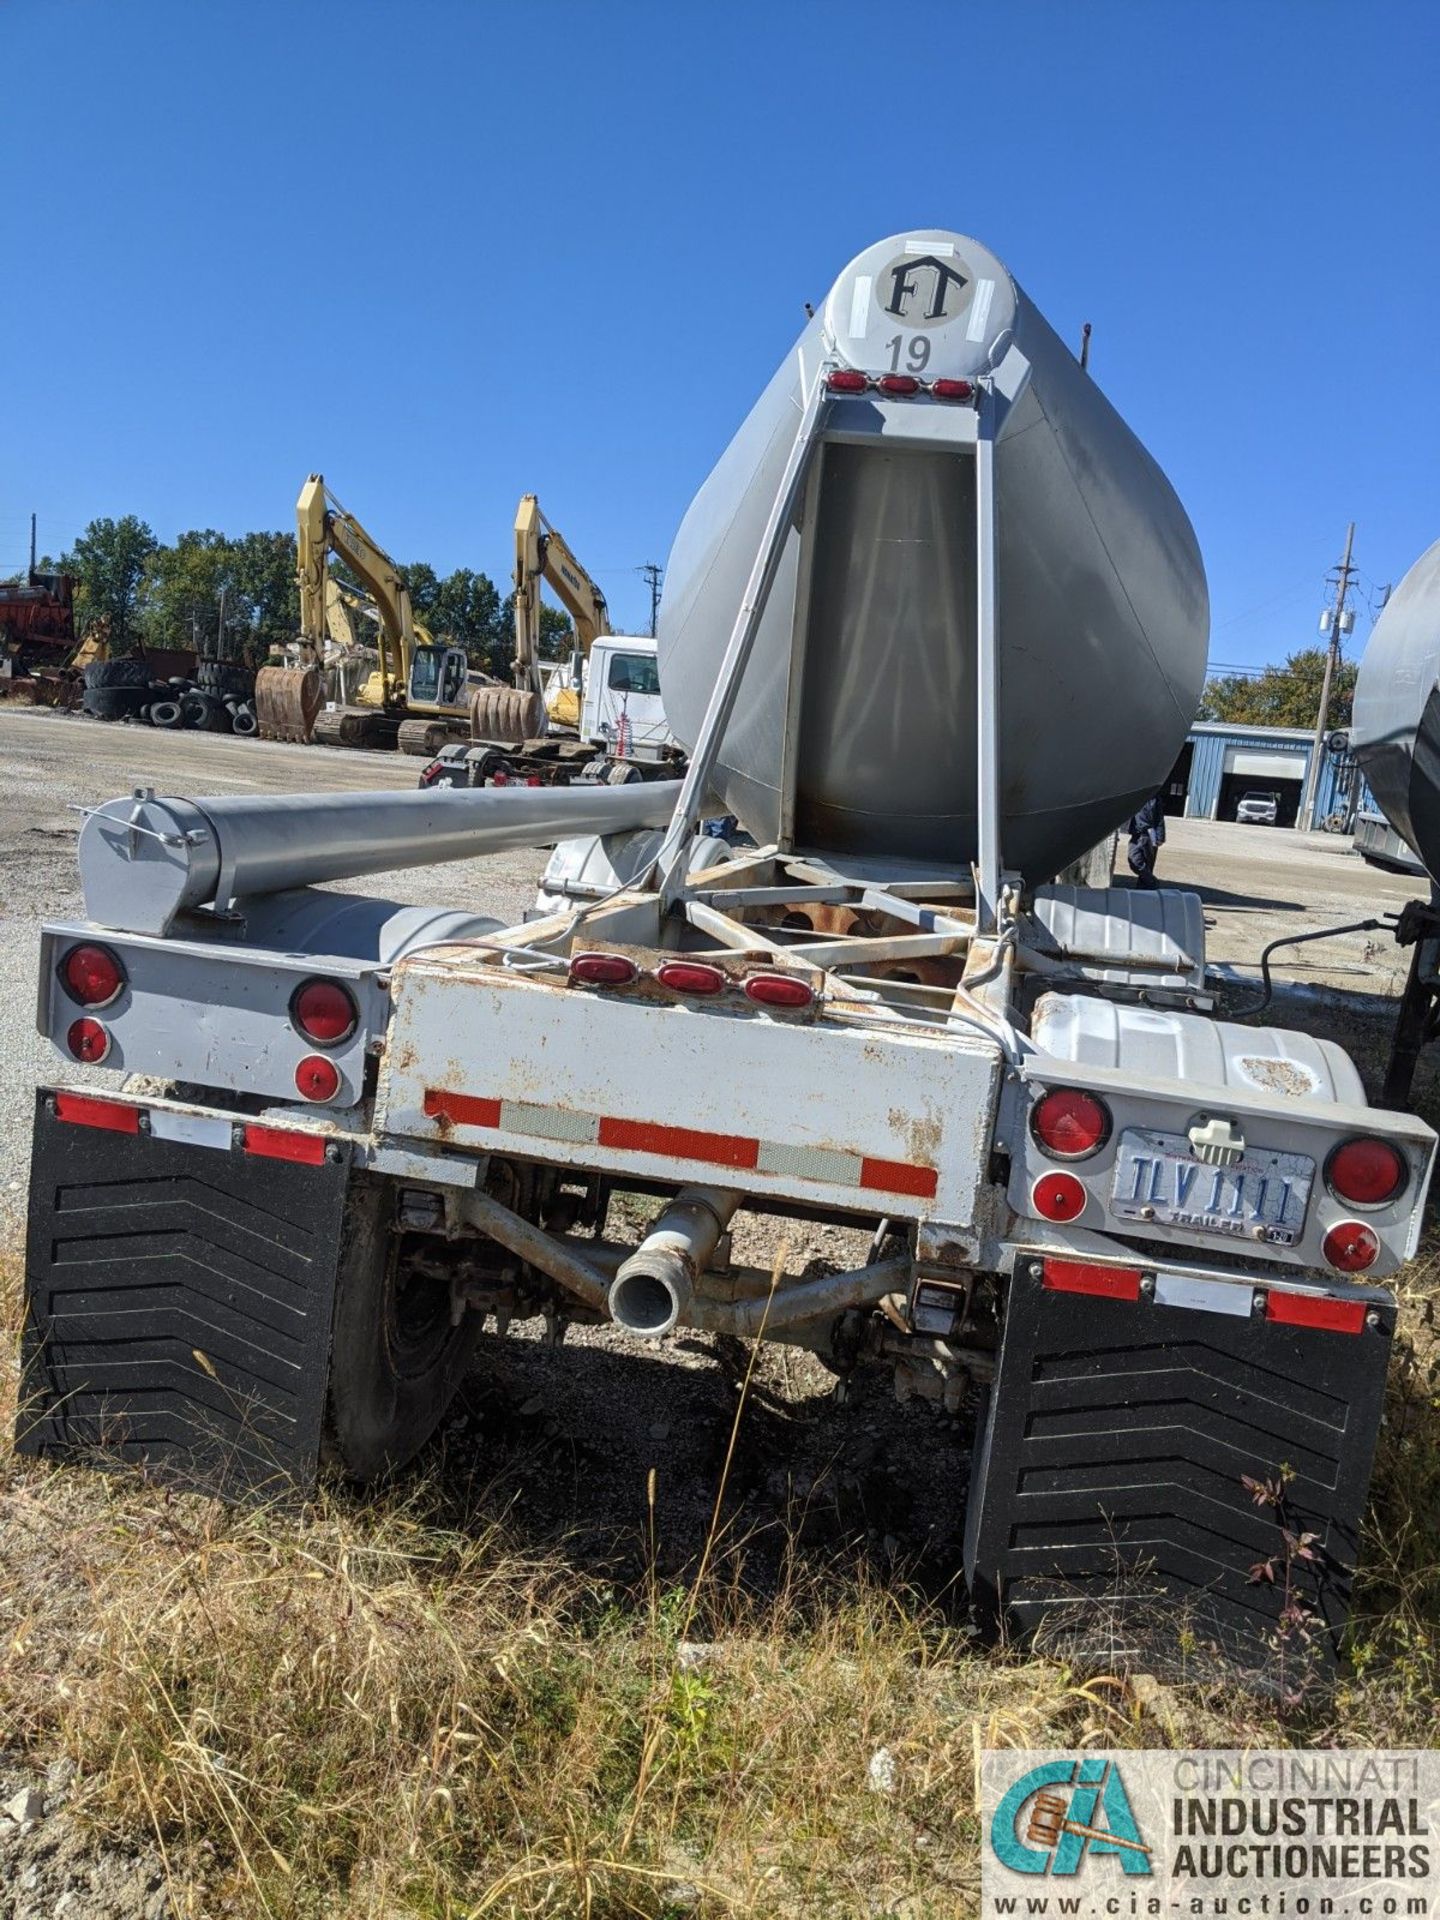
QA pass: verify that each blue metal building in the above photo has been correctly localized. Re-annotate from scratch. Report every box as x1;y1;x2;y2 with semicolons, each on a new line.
1167;721;1371;828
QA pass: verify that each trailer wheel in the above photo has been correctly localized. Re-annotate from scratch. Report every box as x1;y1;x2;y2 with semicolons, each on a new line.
325;1177;482;1482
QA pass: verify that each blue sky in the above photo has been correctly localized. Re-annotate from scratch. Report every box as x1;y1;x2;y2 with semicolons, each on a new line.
2;0;1436;664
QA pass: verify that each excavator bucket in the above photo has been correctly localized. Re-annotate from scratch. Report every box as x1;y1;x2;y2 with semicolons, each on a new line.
255;664;323;743
469;685;546;745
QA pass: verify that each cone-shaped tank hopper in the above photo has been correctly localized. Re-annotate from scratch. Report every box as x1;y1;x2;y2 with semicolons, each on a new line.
656;230;1208;880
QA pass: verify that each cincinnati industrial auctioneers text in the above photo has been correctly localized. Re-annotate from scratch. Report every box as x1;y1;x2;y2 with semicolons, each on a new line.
980;1751;1440;1918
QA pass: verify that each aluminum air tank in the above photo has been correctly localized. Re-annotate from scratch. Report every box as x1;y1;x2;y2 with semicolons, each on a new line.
657;231;1209;878
1352;537;1440;882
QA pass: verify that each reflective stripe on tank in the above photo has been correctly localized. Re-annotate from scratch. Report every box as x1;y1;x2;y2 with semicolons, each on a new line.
421;1087;938;1199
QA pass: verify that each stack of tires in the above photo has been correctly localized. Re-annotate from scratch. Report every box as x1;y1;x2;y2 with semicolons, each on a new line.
80;659;152;722
80;659;259;737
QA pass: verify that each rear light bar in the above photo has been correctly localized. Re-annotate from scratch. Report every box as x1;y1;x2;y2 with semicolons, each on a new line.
567;952;820;1008
1032;1254;1372;1336
824;368;978;401
50;1094;336;1166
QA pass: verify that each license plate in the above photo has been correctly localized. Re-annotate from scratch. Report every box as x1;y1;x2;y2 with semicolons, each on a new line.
1110;1128;1313;1247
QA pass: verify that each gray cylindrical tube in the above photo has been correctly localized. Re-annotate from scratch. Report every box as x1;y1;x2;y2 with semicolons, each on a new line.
78;779;682;935
609;1187;741;1338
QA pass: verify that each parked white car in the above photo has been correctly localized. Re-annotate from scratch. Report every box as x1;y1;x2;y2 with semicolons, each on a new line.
1236;789;1280;825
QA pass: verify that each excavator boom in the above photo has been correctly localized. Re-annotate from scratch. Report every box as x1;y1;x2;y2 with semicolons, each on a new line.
512;495;610;726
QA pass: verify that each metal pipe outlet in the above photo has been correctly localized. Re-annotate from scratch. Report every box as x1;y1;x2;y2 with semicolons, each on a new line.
608;1187;742;1337
77;779;683;936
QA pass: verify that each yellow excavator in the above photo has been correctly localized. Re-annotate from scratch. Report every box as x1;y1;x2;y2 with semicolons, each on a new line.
509;493;611;733
255;475;481;754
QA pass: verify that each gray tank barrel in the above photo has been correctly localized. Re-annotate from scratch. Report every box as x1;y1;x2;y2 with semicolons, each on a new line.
656;229;1208;881
78;779;682;936
1352;537;1440;882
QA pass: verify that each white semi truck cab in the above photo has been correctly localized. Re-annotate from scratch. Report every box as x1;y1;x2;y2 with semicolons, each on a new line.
18;230;1433;1680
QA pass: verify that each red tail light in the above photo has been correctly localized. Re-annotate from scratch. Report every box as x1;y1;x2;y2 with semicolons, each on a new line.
1031;1088;1111;1160
876;373;919;396
569;952;638;987
1266;1288;1367;1334
825;369;868;393
1031;1171;1087;1221
930;378;974;400
60;943;125;1008
743;972;815;1010
66;1017;112;1064
295;1054;342;1103
1322;1221;1380;1273
656;960;727;997
291;978;359;1045
1042;1257;1141;1300
1326;1136;1407;1208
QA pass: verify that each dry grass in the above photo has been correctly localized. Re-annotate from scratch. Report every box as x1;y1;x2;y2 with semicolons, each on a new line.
2;1235;1439;1919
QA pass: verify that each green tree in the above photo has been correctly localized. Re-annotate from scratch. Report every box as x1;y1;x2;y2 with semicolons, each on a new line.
1199;646;1358;731
63;515;158;649
399;561;440;626
431;568;506;672
230;531;298;657
142;530;234;654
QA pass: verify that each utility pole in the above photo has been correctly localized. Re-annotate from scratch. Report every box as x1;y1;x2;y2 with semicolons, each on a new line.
640;561;663;638
28;512;37;578
1299;521;1356;831
215;586;227;661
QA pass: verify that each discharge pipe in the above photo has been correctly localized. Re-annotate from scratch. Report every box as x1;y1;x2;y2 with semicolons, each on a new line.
76;779;682;936
608;1187;742;1337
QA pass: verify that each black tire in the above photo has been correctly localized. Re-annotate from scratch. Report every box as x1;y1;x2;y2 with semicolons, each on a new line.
82;687;147;721
148;699;185;729
197;660;255;698
232;707;259;737
82;658;150;691
180;691;229;731
324;1177;482;1482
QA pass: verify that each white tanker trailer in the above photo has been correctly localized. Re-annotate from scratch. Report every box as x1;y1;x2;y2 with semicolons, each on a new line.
18;231;1434;1676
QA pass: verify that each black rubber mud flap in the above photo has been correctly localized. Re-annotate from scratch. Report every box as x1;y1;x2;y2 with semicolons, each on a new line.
17;1090;352;1500
964;1258;1395;1678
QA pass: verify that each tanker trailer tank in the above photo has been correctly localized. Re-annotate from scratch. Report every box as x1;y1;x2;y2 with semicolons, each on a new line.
1352;534;1440;883
1350;534;1440;1107
656;230;1209;885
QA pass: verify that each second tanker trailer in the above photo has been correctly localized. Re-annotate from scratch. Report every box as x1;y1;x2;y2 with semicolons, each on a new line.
17;229;1432;1679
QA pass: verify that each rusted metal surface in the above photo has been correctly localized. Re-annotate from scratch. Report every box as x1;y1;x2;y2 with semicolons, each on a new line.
255;663;323;742
378;958;1001;1223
